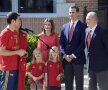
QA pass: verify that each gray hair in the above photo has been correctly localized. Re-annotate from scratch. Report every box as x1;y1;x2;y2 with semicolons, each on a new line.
86;12;98;21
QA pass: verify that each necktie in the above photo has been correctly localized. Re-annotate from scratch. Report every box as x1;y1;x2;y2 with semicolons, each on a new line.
69;23;74;42
87;30;92;48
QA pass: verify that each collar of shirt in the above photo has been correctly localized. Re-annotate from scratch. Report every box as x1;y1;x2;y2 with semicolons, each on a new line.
70;19;79;29
88;24;97;37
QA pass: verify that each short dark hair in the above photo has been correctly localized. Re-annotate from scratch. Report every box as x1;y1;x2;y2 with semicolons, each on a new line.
70;6;79;12
6;12;20;24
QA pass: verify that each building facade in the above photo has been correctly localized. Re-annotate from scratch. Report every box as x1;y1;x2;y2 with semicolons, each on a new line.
0;0;107;34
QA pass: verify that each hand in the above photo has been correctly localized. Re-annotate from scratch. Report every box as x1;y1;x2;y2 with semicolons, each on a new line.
56;74;61;81
69;55;74;60
24;52;28;58
64;55;72;62
32;76;38;82
17;49;27;57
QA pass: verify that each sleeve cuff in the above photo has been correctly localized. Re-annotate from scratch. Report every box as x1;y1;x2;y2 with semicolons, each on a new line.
72;53;77;59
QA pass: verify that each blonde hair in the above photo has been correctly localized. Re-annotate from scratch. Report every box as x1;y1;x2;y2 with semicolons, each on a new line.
49;46;60;62
32;48;42;64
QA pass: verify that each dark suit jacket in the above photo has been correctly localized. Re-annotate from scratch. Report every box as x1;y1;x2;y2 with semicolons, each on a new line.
60;20;86;65
88;25;108;72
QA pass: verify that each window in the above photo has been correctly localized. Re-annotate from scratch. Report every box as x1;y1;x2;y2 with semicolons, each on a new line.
0;0;72;18
0;0;12;12
18;0;53;13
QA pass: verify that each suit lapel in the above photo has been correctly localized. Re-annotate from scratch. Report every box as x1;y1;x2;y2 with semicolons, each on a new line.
88;26;98;48
72;21;80;37
65;23;70;40
71;20;81;41
90;31;96;46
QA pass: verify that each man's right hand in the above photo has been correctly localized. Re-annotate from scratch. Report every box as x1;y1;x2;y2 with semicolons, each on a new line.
16;49;27;57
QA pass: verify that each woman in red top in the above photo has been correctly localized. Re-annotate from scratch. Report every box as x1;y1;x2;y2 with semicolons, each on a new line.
44;46;63;90
27;48;45;90
37;18;60;64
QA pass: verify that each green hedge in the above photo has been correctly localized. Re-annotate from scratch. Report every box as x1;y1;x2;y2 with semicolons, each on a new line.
27;34;39;62
25;34;39;90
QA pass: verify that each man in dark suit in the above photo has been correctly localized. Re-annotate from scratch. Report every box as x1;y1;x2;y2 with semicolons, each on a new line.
85;11;108;90
60;6;86;90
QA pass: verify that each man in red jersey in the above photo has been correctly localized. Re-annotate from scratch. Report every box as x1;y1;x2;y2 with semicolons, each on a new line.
0;12;27;90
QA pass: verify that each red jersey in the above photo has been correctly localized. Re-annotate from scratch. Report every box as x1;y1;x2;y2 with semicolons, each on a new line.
45;61;63;87
27;62;45;84
0;28;20;70
37;33;60;63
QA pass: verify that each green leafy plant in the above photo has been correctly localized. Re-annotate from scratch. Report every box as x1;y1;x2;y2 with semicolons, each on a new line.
25;34;39;90
27;34;38;62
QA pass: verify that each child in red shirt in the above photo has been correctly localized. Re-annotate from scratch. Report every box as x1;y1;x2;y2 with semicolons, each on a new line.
44;46;63;90
27;48;45;90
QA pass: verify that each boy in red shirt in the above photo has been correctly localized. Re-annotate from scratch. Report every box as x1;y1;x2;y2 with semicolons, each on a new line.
44;46;63;90
27;48;45;90
0;12;27;90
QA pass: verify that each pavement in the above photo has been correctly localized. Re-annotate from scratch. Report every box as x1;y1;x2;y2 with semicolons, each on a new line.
61;68;89;90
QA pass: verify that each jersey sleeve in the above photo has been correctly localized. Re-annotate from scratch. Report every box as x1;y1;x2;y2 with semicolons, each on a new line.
0;30;10;47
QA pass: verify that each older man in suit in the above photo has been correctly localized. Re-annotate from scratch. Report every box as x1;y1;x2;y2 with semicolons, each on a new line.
85;11;108;90
60;6;86;90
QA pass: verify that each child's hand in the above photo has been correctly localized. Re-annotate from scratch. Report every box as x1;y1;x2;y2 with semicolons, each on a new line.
56;74;61;81
32;76;38;82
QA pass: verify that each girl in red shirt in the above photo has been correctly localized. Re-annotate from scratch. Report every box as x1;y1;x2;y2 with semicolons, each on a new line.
27;48;45;90
44;46;63;90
